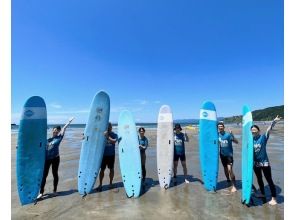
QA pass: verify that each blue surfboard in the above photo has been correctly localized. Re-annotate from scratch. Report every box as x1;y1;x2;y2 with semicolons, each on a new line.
78;91;110;195
241;105;254;204
16;96;47;205
118;110;142;198
199;101;219;191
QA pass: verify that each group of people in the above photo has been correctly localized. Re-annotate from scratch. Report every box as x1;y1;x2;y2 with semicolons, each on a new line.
37;115;282;206
217;115;281;206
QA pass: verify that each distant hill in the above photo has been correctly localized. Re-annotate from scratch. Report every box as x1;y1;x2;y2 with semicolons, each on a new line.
223;105;284;123
174;117;225;125
174;119;199;124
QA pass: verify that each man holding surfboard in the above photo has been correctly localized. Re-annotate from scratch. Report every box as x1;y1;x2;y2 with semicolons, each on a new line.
97;122;118;191
37;117;74;199
251;115;281;206
217;121;238;193
173;123;189;184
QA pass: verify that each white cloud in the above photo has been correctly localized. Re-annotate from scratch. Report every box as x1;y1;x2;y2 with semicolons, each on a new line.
50;103;62;109
133;99;148;105
11;113;21;123
111;106;127;113
111;106;143;113
50;109;89;114
11;109;90;124
139;100;148;105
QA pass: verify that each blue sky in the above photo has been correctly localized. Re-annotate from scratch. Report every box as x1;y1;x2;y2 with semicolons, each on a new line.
12;0;284;123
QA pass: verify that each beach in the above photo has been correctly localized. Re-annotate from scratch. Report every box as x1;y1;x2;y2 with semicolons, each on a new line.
11;123;284;219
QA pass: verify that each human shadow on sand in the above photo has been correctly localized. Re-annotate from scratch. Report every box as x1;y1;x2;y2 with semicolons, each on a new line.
35;189;78;204
249;184;284;207
233;183;284;207
90;181;124;194
217;179;242;191
140;177;159;196
168;175;204;189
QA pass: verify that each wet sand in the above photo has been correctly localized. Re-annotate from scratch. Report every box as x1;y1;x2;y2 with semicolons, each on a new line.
11;123;284;219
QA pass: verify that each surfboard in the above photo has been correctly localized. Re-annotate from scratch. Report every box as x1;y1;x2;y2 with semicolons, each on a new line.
157;105;174;189
78;91;110;195
118;110;141;198
241;105;254;205
199;101;219;191
16;96;47;205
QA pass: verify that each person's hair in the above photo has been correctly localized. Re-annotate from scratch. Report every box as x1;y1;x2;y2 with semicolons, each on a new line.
217;121;225;127
251;125;260;131
54;126;61;131
138;127;145;132
174;123;182;131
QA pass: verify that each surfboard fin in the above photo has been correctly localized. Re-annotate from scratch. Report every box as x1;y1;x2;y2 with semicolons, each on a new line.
164;184;169;190
126;193;134;198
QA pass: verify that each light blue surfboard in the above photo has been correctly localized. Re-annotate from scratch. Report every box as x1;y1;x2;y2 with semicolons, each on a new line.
78;91;110;195
118;110;142;198
16;96;47;205
241;105;254;205
199;101;219;191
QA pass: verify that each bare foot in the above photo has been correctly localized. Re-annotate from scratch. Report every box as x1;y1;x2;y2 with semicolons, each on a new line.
269;198;277;206
37;193;43;199
230;186;237;193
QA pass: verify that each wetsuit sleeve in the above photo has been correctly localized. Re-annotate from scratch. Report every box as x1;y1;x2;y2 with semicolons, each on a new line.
144;138;149;149
53;136;63;145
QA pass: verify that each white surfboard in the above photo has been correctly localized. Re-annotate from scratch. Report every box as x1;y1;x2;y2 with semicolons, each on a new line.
157;105;174;189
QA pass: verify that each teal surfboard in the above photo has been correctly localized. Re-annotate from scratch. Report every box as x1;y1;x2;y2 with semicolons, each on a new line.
16;96;47;205
241;105;254;204
199;101;219;191
118;110;142;198
78;91;110;195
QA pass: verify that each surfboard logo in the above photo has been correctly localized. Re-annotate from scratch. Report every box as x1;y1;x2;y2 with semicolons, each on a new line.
24;110;34;117
96;108;103;113
202;111;208;118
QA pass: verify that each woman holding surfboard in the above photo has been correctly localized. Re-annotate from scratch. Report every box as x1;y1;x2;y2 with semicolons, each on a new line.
251;115;281;206
37;117;74;199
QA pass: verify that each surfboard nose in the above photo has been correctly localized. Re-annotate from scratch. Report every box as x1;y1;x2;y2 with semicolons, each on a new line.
159;105;172;113
201;101;216;111
24;96;46;108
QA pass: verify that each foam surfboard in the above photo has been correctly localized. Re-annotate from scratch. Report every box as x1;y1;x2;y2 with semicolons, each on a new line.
118;110;141;198
16;96;47;205
199;101;219;191
241;105;254;205
78;91;110;195
157;105;174;189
